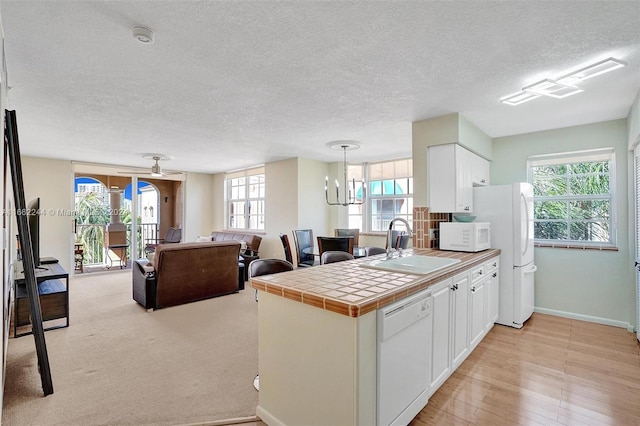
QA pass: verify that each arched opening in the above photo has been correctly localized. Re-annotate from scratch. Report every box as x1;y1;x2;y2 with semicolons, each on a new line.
74;177;110;271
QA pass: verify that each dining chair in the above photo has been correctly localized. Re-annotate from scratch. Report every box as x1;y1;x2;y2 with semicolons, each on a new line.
145;227;182;253
317;236;354;257
385;230;406;250
395;234;411;249
320;250;355;265
279;233;293;264
365;246;387;256
292;229;316;267
334;228;360;247
248;258;294;391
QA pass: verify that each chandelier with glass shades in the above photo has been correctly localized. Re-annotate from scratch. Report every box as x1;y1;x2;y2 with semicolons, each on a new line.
325;141;366;206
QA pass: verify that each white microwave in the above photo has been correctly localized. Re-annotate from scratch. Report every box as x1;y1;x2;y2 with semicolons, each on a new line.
439;222;491;252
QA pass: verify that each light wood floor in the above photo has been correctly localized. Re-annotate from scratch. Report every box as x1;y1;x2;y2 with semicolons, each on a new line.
243;313;640;426
411;313;640;426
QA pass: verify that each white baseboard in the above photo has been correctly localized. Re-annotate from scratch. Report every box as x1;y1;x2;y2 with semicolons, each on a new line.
256;406;285;426
534;307;635;333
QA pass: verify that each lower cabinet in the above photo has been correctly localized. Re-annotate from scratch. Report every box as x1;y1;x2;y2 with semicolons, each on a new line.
451;272;470;371
429;278;452;394
428;255;500;398
485;259;500;330
469;278;485;350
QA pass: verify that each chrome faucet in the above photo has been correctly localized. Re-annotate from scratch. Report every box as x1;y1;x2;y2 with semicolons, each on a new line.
386;217;413;257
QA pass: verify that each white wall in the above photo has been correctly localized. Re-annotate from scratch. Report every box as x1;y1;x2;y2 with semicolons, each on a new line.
628;90;640;149
212;172;226;231
183;172;215;242
492;119;636;328
263;158;298;259
1;9;7;409
297;158;330;249
459;115;493;160
21;157;74;273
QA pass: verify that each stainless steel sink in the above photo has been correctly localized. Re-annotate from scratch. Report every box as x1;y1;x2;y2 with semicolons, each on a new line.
360;255;461;275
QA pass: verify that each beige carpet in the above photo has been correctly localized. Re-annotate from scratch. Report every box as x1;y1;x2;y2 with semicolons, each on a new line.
2;269;259;425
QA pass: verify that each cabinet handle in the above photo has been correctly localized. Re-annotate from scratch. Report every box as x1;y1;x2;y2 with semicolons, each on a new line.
478;270;483;275
471;286;476;292
492;262;497;267
464;206;470;211
492;272;497;278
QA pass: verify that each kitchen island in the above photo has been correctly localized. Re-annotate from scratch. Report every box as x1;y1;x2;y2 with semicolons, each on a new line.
251;248;500;426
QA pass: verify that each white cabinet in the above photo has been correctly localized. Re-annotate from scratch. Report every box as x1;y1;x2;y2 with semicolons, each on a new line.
484;258;500;330
428;144;472;213
429;278;452;394
470;257;500;350
469;274;485;351
429;272;471;396
428;144;490;213
428;255;500;399
470;151;490;187
451;272;470;370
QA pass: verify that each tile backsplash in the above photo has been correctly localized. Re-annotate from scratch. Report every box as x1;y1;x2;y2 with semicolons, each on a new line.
413;207;450;249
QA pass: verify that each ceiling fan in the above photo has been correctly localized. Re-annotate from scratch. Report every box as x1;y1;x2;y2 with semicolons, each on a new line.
118;154;183;177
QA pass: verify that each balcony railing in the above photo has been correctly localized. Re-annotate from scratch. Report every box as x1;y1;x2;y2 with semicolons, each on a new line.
75;222;158;268
75;224;106;266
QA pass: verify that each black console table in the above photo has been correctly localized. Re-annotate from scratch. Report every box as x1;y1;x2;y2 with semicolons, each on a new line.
14;262;69;337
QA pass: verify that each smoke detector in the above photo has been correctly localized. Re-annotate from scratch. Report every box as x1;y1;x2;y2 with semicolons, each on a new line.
132;25;155;44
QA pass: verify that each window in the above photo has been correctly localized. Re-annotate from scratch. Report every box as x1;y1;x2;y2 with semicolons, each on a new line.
348;158;413;232
226;166;265;230
528;148;615;246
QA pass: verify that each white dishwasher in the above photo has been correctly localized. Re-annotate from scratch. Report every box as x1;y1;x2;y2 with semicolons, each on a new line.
377;289;432;426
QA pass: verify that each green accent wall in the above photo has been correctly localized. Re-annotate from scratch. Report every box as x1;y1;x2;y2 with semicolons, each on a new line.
492;119;635;327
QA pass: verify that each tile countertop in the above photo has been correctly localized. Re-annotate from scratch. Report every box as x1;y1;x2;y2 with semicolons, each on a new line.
251;248;501;318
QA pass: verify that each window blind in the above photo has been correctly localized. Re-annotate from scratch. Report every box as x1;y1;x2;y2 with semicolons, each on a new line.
225;165;265;180
527;148;614;167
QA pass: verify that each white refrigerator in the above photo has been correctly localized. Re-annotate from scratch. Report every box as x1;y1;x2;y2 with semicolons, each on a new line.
473;182;536;328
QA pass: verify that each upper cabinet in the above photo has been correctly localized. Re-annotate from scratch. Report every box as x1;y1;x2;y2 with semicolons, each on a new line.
428;144;490;213
469;151;490;187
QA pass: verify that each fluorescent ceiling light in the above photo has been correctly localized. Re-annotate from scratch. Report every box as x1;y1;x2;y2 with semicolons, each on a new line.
558;57;626;85
523;79;583;98
501;91;540;106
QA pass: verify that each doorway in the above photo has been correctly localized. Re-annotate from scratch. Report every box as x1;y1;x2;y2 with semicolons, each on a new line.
74;177;161;273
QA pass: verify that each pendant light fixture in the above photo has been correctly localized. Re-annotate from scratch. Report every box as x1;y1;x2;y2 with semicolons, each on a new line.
325;141;366;206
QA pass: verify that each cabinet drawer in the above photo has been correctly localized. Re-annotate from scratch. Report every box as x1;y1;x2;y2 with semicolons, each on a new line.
470;265;484;283
484;258;499;274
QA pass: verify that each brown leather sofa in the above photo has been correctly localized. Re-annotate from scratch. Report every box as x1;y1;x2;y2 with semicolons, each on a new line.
132;241;241;310
210;231;263;283
210;231;262;252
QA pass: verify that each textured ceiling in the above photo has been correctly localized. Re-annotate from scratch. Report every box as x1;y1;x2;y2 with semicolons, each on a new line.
1;1;639;174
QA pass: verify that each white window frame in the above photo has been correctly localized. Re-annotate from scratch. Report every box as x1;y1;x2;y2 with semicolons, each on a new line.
527;148;616;247
225;166;265;231
348;158;413;233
